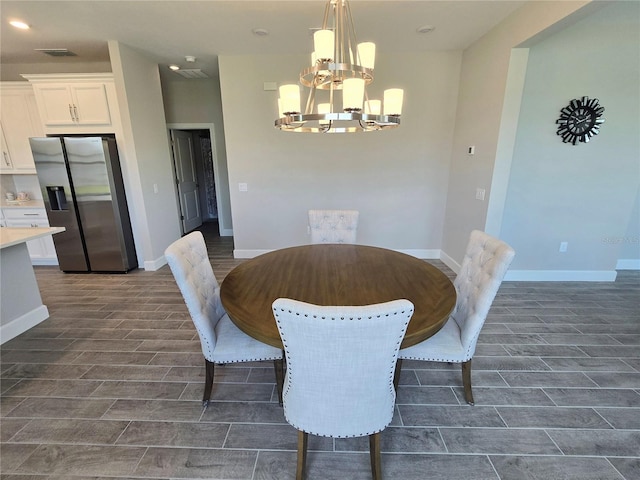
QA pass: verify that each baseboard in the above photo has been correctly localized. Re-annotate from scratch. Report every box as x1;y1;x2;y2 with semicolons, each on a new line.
616;259;640;270
143;256;167;271
439;249;618;282
440;250;461;275
0;305;49;345
220;228;233;237
504;270;618;282
395;249;440;259
31;258;59;266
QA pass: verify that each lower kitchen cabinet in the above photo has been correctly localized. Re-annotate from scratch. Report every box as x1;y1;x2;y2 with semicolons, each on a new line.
3;208;58;265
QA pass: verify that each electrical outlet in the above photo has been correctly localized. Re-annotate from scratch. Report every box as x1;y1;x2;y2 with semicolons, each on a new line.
475;188;485;201
559;241;568;252
238;183;248;192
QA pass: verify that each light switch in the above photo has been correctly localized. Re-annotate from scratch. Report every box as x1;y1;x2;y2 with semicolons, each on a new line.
468;146;475;155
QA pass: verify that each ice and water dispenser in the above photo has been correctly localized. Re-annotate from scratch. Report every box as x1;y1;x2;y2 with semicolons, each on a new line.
46;186;68;211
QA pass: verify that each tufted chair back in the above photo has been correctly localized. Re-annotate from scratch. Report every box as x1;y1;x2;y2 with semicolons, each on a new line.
452;230;515;359
308;209;359;244
273;298;412;437
164;231;225;361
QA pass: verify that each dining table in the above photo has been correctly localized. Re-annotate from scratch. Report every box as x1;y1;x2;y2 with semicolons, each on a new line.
220;244;456;352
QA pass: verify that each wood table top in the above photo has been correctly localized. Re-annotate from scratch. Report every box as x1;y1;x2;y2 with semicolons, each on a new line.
220;244;456;349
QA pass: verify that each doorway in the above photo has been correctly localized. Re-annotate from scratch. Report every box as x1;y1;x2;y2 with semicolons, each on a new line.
168;124;226;237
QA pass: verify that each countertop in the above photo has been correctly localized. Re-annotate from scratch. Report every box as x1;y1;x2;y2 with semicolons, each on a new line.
0;227;65;249
1;199;45;209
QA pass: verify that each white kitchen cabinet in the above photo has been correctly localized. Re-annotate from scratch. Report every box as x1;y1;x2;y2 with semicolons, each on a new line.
0;123;13;173
22;74;119;133
0;83;43;174
3;208;58;265
33;83;111;126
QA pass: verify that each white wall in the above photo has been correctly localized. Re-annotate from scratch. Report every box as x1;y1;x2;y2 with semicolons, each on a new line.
500;1;640;280
218;51;462;257
161;78;233;235
441;1;594;268
108;41;182;270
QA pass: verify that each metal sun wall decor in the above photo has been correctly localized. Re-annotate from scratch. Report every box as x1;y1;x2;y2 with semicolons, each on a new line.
556;96;605;145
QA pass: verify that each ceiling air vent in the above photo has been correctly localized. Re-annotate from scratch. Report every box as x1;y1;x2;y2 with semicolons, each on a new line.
173;69;209;79
35;48;77;57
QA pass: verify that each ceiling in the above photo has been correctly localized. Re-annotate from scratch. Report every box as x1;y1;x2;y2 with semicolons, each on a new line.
1;0;525;82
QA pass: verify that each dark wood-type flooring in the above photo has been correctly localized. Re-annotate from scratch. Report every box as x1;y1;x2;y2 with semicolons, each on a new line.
1;222;639;479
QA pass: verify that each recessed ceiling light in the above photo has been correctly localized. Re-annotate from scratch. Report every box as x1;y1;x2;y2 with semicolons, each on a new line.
169;65;180;71
10;20;30;30
416;25;435;34
252;28;269;37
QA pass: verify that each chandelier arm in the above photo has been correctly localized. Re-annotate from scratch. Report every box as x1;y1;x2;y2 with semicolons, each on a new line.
305;75;319;115
337;0;346;66
322;0;331;30
329;77;335;113
345;0;359;65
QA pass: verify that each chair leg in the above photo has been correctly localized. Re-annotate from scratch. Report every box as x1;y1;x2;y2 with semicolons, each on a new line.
393;359;403;392
274;357;285;406
462;360;474;405
203;359;215;409
296;430;308;480
369;433;381;480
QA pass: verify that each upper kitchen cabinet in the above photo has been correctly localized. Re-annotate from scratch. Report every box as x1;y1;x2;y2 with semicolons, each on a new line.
0;83;44;174
22;74;120;134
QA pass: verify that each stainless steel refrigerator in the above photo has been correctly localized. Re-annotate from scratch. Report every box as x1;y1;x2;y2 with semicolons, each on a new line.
30;135;137;273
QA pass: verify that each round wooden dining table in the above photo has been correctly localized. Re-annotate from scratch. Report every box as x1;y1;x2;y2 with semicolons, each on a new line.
220;244;456;349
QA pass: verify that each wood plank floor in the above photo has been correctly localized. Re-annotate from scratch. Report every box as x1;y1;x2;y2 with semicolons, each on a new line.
1;223;639;479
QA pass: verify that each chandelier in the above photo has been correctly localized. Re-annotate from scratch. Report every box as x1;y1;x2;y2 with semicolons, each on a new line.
275;0;404;133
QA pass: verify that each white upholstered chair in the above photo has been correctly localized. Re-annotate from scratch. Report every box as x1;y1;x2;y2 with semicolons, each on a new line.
308;209;359;244
398;230;515;405
165;232;283;409
272;298;413;480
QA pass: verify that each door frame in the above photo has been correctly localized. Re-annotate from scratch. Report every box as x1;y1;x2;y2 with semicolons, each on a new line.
167;123;231;236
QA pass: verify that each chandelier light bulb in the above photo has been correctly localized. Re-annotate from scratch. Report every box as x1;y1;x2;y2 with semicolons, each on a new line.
343;78;365;112
314;30;334;62
384;88;404;116
357;42;376;69
279;84;301;114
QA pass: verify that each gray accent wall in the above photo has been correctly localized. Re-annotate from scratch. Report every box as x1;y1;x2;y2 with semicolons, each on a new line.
500;1;639;278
